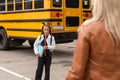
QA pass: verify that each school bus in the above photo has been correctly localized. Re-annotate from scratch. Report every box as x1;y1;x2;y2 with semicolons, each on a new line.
0;0;92;50
82;0;92;22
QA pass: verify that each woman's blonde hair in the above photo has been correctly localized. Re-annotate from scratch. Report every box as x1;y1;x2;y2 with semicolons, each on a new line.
84;0;120;45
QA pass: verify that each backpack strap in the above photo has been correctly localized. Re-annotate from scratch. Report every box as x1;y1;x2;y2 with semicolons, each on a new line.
50;35;52;45
39;35;41;40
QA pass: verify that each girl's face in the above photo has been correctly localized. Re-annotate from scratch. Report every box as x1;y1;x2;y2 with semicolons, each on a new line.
43;26;49;36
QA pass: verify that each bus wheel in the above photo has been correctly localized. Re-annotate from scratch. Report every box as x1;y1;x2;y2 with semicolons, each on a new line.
0;29;9;50
28;40;35;48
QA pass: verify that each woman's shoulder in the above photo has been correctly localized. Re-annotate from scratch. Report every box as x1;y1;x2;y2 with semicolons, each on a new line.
80;21;105;33
78;20;105;40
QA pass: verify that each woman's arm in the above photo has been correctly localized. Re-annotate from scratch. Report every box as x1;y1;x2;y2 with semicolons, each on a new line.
66;29;90;80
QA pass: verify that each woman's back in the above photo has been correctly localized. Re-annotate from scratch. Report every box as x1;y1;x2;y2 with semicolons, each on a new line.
83;21;120;80
66;0;120;80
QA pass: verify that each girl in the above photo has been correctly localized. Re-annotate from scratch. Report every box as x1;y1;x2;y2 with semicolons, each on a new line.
34;24;56;80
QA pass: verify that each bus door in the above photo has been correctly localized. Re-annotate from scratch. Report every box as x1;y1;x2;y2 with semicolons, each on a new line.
63;0;82;32
51;0;64;33
51;0;81;43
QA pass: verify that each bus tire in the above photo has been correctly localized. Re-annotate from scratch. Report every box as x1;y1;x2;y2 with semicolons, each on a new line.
28;40;35;48
0;29;10;50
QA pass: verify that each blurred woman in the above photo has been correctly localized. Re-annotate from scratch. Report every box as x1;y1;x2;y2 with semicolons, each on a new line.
66;0;120;80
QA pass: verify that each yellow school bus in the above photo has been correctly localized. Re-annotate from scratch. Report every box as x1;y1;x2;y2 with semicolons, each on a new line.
82;0;92;22
0;0;91;50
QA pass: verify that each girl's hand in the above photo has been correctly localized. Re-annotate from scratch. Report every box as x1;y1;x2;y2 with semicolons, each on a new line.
36;53;41;57
43;46;48;50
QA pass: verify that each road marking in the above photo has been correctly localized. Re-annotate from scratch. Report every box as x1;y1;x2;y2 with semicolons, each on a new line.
0;67;32;80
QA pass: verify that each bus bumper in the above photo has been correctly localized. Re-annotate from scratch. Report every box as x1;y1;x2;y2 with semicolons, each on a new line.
53;32;77;43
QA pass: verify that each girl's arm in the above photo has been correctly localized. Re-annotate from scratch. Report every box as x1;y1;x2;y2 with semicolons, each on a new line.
47;36;56;51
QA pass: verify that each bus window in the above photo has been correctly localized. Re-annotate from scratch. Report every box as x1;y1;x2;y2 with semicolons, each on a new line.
53;0;62;7
34;0;44;9
24;0;32;10
66;17;79;27
0;0;5;11
8;0;14;11
66;0;79;8
83;0;90;9
16;0;22;10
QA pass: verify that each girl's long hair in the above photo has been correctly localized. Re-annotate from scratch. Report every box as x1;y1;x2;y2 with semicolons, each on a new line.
83;0;120;46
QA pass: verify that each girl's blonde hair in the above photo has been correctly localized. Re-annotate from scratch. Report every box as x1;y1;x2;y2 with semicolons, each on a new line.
84;0;120;45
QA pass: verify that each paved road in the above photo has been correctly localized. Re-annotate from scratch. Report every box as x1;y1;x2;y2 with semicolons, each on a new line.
0;41;76;80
